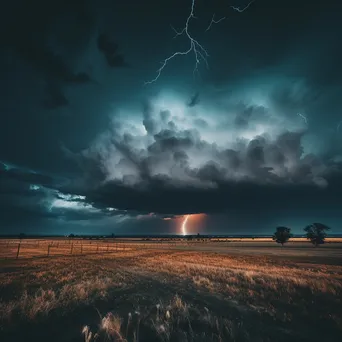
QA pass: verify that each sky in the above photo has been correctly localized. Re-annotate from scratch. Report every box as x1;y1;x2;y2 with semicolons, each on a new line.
1;0;342;235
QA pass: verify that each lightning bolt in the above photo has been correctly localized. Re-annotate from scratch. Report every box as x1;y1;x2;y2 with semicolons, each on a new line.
145;0;208;85
145;0;255;84
181;215;190;235
205;14;226;32
297;113;308;124
231;0;255;13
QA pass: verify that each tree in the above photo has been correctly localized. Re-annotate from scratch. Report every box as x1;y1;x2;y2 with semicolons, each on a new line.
272;226;292;246
19;233;26;241
304;223;330;246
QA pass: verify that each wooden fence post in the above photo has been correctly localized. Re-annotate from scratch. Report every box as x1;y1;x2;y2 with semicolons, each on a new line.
16;242;21;259
47;245;51;257
71;243;74;255
80;244;83;254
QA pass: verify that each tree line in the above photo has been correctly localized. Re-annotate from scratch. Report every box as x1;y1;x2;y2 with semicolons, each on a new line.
273;223;330;246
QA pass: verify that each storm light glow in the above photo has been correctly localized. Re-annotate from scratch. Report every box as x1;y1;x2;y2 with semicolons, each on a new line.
181;215;190;235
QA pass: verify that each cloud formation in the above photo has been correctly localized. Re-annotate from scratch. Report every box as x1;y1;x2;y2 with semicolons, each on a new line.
67;87;341;215
2;0;127;110
1;0;341;234
0;161;139;232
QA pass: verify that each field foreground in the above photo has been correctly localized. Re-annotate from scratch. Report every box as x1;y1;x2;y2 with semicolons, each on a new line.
0;241;342;342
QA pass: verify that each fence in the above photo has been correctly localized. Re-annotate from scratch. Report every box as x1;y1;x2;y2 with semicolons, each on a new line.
0;238;200;260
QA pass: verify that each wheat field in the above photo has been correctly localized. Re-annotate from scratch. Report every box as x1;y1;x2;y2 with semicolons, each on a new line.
0;239;341;341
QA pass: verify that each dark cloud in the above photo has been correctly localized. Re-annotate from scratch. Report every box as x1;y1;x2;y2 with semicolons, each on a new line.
142;102;159;135
187;92;200;107
81;175;342;216
66;95;342;216
1;0;341;234
193;118;209;129
43;83;69;110
2;0;98;109
0;162;57;189
0;161;140;233
97;33;127;68
234;104;267;128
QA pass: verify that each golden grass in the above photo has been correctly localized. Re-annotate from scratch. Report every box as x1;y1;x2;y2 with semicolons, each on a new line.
1;237;341;260
82;294;250;342
0;246;341;341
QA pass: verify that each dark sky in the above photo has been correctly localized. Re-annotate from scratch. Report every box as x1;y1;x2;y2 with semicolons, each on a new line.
1;0;342;235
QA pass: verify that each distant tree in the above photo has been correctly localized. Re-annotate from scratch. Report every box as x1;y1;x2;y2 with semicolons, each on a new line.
19;233;26;240
304;223;330;246
272;226;292;246
68;233;75;239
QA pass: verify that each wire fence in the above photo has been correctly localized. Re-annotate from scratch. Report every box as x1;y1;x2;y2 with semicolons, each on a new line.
0;238;200;260
1;238;340;260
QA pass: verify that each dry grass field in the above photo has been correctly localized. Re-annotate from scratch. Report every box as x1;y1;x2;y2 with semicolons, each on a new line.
0;239;342;342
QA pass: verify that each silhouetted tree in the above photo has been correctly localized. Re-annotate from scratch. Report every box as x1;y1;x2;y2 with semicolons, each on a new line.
19;233;26;240
304;223;330;246
68;233;75;239
272;226;292;246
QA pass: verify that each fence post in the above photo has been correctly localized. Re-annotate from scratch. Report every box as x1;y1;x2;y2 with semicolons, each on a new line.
47;245;51;257
71;243;74;255
16;242;21;259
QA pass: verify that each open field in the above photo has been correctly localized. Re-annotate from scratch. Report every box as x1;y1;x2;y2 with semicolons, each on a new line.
1;239;342;342
1;238;342;265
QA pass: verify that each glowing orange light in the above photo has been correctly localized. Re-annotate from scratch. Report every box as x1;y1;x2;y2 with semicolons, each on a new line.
181;215;190;235
180;213;206;235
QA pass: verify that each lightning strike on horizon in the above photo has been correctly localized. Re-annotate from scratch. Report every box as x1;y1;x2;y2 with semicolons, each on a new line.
205;14;226;32
182;215;190;235
145;0;255;84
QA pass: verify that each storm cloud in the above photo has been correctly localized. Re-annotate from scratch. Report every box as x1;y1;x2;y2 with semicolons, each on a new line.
1;0;341;234
67;88;342;215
